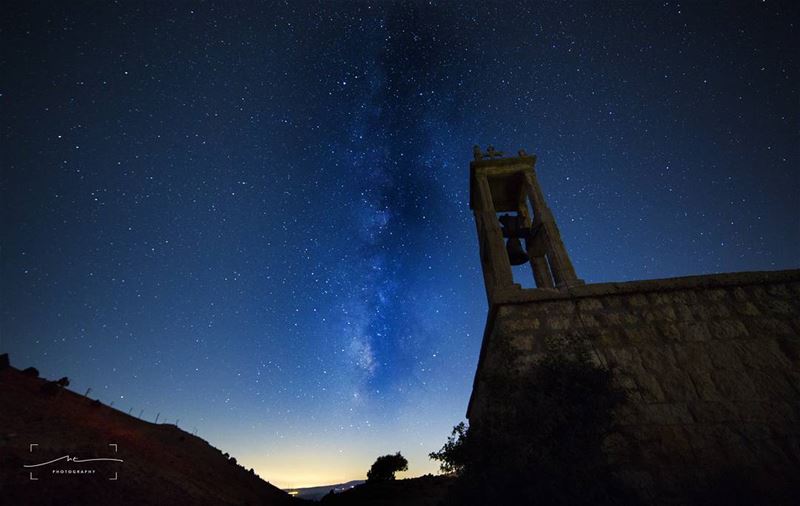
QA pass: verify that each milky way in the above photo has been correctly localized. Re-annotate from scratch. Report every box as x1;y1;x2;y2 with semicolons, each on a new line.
2;1;797;487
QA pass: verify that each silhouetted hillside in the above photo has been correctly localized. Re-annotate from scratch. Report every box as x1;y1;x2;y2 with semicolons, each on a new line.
0;355;301;506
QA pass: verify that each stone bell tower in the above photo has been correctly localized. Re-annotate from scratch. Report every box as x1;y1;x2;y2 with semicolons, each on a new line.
466;146;800;502
470;145;583;303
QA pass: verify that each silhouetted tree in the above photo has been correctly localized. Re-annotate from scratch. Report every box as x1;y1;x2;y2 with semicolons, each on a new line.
40;376;70;396
367;452;408;482
429;422;469;475
22;367;39;377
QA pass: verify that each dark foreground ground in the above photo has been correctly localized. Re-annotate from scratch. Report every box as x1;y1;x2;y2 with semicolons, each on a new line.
318;475;455;506
1;355;456;506
0;357;301;506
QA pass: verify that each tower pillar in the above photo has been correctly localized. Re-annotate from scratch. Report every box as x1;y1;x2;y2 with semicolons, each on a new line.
469;146;583;304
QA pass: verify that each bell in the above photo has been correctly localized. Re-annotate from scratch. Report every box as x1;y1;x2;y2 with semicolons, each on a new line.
506;237;530;265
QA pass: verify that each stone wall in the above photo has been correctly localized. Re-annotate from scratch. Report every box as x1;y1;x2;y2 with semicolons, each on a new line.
467;269;800;503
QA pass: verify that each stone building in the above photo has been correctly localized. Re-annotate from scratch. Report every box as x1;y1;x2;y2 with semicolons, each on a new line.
466;146;800;503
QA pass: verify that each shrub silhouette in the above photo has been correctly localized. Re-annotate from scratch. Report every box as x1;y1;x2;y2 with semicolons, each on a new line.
429;422;469;475
367;452;408;482
22;367;39;377
41;377;70;396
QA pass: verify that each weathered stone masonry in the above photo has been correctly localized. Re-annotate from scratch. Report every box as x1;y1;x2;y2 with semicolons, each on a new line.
466;147;800;500
467;269;800;501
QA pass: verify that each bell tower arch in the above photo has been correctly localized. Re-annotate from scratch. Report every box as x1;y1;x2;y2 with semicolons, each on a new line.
469;145;583;303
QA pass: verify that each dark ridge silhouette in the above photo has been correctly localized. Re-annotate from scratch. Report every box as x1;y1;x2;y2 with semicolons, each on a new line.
0;355;305;506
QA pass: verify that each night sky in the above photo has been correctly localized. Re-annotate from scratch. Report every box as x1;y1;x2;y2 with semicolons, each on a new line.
2;0;798;488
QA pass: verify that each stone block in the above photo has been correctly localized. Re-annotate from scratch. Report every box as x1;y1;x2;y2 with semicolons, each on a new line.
639;346;678;373
635;369;667;402
704;289;730;302
673;321;711;342
659;323;681;341
785;371;800;396
577;297;603;311
576;313;601;328
656;427;696;467
751;318;795;338
712;369;759;401
670;290;699;305
775;336;800;364
765;400;800;425
538;300;575;315
691;303;732;320
509;333;535;352
732;287;749;302
734;401;770;423
758;298;794;316
545;315;572;330
734;302;761;316
673;304;695;321
647;292;673;305
594;327;626;348
598;312;620;326
516;305;547;320
708;320;749;340
691;371;722;401
706;340;743;369
643;306;677;323
687;401;738;423
734;339;792;370
749;369;795;400
641;402;694;424
659;368;699;401
497;305;517;319
612;370;639;393
714;427;759;465
671;342;712;371
497;316;541;333
597;311;631;326
603;296;625;309
605;346;643;368
628;294;649;307
685;425;755;466
766;284;791;298
623;326;661;344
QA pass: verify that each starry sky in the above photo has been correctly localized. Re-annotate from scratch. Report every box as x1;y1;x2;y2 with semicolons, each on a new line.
2;0;798;489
